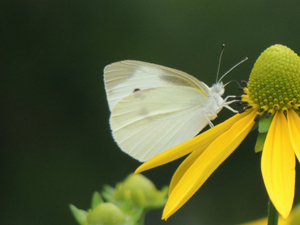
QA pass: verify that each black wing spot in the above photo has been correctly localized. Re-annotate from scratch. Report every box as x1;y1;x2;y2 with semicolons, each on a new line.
133;88;140;92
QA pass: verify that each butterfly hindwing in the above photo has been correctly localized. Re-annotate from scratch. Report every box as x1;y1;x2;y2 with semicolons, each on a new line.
110;86;210;162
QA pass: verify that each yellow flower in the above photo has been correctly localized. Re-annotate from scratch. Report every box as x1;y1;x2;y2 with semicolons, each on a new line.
135;44;300;220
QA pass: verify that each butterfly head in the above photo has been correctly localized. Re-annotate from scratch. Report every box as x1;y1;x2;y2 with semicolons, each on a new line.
211;82;225;96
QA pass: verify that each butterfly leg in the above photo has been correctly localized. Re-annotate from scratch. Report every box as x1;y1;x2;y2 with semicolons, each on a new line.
222;98;238;113
223;95;237;101
224;99;237;105
223;96;239;113
205;115;215;128
224;105;238;113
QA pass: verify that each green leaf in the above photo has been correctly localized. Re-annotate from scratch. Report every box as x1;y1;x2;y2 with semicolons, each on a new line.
251;121;258;131
255;132;267;153
258;114;274;133
102;185;116;202
131;207;144;224
119;200;143;224
91;192;103;209
69;204;88;225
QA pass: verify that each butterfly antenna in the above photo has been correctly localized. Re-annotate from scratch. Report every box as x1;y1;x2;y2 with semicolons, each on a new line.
218;57;248;83
216;44;226;83
224;79;242;88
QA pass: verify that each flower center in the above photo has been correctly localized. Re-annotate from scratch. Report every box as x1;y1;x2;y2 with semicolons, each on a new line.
242;44;300;116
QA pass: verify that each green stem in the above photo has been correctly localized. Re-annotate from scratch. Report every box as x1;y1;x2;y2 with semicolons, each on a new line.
268;199;279;225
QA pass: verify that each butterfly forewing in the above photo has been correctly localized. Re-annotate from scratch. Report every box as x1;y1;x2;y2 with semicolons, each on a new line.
104;60;210;111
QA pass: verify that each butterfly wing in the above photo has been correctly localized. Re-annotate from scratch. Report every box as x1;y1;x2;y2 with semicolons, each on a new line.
110;86;210;162
104;60;210;111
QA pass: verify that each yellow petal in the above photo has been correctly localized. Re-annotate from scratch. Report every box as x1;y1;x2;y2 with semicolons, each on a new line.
261;111;295;219
287;109;300;162
169;145;209;195
162;110;256;220
135;110;252;174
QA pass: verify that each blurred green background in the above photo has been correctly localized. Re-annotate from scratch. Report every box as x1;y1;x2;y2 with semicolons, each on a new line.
2;0;300;224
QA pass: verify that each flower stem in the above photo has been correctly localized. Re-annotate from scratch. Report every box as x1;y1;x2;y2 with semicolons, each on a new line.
139;211;146;225
268;199;279;225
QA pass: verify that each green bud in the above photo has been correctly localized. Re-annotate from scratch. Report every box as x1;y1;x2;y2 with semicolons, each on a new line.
103;174;168;209
121;174;158;205
86;203;127;225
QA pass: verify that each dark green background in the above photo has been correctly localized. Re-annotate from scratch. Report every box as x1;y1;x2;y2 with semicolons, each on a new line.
2;0;300;224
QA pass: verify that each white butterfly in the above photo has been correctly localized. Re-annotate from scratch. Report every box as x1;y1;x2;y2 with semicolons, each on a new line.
104;49;246;162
